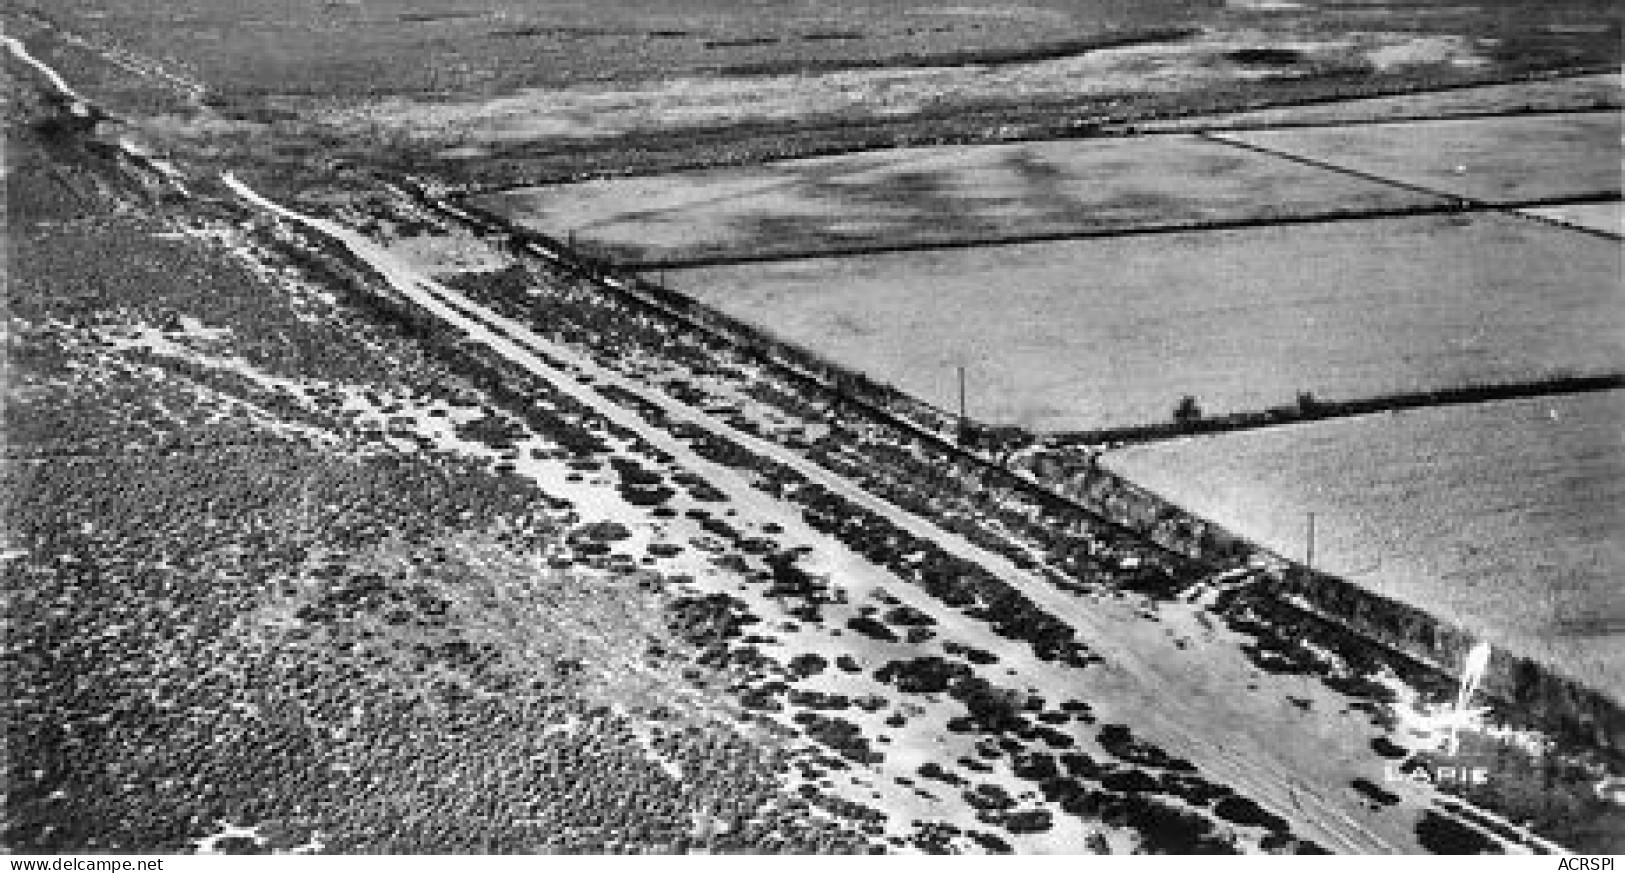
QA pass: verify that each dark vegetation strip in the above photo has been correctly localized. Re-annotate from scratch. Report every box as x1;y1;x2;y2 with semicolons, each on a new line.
618;196;1618;270
1053;374;1625;448
710;27;1200;76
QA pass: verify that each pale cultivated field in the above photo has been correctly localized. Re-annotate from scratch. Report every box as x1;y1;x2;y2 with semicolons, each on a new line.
668;213;1624;431
1218;111;1623;203
475;134;1442;262
1522;200;1623;236
1104;390;1625;702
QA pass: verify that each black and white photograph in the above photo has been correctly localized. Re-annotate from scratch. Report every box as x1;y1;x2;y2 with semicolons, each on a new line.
2;0;1621;860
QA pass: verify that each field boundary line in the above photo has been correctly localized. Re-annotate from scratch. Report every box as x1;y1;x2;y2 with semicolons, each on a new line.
1201;131;1624;242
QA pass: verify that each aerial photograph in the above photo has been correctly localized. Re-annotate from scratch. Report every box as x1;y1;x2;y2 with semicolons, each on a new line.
2;0;1621;858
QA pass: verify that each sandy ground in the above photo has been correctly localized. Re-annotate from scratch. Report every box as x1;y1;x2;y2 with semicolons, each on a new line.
1104;391;1625;702
377;232;511;276
665;213;1623;432
1217;111;1622;203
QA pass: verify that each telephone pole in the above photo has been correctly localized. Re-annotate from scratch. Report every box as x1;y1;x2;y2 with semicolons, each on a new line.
956;364;969;445
1305;511;1317;571
957;365;967;425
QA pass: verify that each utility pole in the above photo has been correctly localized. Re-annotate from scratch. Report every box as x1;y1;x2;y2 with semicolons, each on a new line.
1306;511;1317;572
955;365;969;446
957;364;967;426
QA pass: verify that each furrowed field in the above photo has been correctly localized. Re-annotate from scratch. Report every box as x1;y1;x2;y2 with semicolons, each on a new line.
476;134;1443;264
1219;111;1623;203
667;213;1623;432
1104;391;1625;702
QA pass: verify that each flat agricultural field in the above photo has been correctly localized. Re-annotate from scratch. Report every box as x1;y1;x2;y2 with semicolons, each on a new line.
1218;111;1623;203
666;213;1623;432
474;134;1443;264
1103;390;1625;702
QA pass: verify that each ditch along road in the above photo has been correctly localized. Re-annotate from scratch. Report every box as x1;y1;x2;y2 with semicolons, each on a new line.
223;171;1448;854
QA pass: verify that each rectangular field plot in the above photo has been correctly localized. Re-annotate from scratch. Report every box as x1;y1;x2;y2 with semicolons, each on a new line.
1219;111;1622;203
668;213;1623;432
1104;390;1625;701
474;135;1443;264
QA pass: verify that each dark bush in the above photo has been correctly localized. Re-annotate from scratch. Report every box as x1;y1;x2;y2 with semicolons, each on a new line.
1213;796;1289;833
1002;809;1053;834
845;615;899;643
874;656;972;694
1102;769;1162;794
1415;811;1500;855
